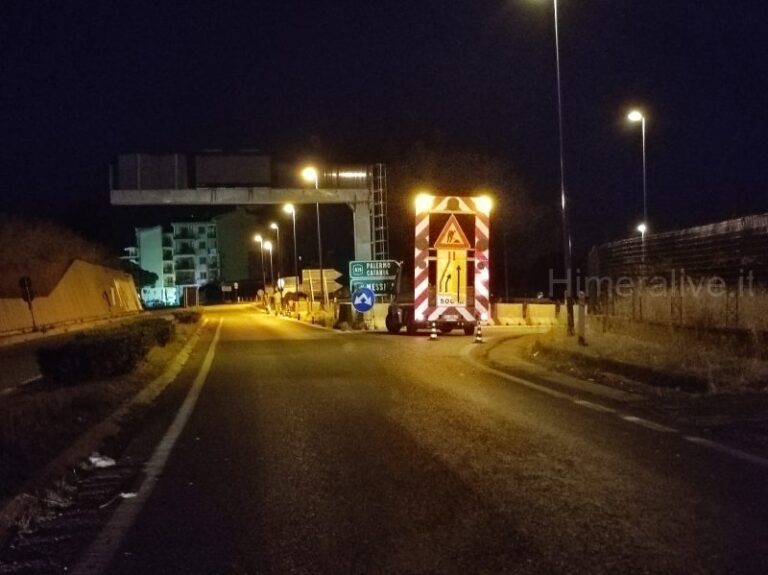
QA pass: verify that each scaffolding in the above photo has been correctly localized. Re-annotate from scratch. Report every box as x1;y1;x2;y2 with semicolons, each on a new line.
369;163;389;261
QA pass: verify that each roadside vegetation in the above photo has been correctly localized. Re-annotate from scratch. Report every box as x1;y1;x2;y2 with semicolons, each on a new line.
0;215;154;300
37;318;174;384
0;316;199;498
527;323;768;394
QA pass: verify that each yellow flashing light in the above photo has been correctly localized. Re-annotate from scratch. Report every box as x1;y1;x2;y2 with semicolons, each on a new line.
476;195;493;216
414;193;434;214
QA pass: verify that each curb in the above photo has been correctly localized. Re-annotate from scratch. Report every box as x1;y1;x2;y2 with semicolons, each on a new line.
0;321;205;547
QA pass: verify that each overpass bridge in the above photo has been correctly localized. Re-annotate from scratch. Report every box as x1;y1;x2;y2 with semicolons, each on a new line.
109;154;389;262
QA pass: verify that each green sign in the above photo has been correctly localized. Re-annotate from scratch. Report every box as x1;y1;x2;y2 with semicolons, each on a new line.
349;260;399;280
350;278;396;295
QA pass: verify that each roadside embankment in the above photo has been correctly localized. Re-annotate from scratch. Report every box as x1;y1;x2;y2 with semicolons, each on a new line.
0;315;202;545
495;322;768;395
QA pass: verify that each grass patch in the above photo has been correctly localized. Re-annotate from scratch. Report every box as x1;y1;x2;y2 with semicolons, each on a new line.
529;324;768;393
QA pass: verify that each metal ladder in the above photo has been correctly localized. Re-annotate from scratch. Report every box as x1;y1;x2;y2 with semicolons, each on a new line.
369;163;389;261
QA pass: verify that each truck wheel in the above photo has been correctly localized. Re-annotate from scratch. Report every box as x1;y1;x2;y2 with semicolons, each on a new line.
406;316;417;335
464;324;475;336
385;315;402;334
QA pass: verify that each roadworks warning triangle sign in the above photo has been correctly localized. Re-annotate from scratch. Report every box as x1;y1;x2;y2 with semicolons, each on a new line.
434;214;471;250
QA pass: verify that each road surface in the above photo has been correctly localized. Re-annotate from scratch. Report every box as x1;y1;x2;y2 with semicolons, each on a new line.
79;307;768;573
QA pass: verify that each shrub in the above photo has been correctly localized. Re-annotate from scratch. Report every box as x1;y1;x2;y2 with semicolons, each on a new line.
138;317;175;346
173;309;202;324
37;318;175;384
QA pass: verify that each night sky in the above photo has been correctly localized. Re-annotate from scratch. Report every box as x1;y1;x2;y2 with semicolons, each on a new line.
1;0;767;260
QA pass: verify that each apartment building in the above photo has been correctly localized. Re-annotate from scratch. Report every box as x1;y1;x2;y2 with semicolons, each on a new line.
128;221;220;306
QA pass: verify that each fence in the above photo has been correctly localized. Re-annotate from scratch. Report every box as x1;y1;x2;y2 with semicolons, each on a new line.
587;213;768;332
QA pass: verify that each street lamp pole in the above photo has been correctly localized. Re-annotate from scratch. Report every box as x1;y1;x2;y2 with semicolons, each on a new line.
265;241;274;285
627;110;648;228
551;0;574;336
302;166;327;308
254;234;266;301
283;204;298;290
270;222;281;277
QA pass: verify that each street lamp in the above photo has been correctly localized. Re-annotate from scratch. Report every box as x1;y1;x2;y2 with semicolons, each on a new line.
269;222;280;277
283;203;298;288
636;222;647;268
264;240;274;285
536;0;574;336
301;165;327;307
627;109;648;230
253;233;266;300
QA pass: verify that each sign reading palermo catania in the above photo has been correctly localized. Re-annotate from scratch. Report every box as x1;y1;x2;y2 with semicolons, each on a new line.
349;260;399;279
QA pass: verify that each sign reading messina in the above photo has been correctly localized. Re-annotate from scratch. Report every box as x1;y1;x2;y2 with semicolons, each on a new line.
350;278;396;294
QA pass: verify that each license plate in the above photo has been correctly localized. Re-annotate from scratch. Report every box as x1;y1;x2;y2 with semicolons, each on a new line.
442;315;458;322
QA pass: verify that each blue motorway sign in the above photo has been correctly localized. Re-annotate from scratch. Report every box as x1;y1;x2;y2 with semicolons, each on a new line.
351;287;375;313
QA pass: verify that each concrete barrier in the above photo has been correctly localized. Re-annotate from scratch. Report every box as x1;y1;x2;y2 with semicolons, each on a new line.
526;303;558;326
370;303;389;330
494;303;525;326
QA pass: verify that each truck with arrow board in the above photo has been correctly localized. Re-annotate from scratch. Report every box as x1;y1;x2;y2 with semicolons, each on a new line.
384;194;492;335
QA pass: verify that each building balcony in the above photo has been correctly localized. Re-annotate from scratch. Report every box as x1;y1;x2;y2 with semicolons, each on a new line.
174;260;196;271
175;272;196;285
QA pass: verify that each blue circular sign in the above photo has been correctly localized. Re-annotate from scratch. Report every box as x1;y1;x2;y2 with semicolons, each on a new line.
351;287;375;313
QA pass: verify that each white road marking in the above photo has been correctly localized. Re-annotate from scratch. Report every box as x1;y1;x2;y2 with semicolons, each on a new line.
620;415;678;433
465;344;768;470
461;345;572;401
72;317;223;575
573;399;616;413
20;374;42;386
684;436;768;469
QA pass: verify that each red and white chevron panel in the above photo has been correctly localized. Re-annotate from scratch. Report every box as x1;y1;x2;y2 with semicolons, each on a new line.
471;197;491;321
413;208;430;321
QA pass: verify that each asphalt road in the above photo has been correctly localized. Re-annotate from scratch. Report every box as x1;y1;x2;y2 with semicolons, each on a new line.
98;307;768;574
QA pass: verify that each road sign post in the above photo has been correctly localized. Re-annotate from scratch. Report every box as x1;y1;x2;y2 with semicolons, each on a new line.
19;276;37;330
302;269;343;296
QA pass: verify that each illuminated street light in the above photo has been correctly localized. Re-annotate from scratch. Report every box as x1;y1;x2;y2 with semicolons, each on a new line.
637;221;648;268
270;222;281;277
253;233;266;298
264;240;274;285
283;203;298;287
302;166;327;307
627;109;648;232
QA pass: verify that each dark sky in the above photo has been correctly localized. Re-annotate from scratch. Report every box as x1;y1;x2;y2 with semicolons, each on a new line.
1;0;767;257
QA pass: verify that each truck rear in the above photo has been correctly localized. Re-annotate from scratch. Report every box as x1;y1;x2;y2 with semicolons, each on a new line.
386;194;492;334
